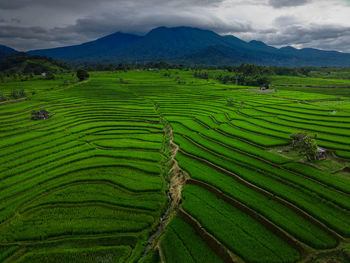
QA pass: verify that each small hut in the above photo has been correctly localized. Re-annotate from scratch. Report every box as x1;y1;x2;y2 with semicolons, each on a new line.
32;109;50;120
316;147;327;160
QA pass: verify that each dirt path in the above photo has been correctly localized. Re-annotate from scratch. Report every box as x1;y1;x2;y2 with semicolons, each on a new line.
139;104;188;261
167;128;188;212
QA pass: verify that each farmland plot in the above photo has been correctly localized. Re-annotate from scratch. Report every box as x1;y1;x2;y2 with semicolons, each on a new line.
0;73;168;262
1;71;350;263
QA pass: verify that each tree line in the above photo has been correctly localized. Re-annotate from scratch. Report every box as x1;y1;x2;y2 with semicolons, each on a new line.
81;62;350;79
194;68;271;87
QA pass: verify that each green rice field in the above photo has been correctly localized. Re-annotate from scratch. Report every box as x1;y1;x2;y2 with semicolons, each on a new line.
1;70;350;263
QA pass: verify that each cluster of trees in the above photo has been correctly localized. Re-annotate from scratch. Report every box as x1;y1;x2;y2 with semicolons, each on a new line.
45;72;55;80
192;63;350;79
163;72;172;77
81;62;201;72
217;64;324;77
0;69;87;102
291;133;319;161
160;71;186;84
0;71;57;83
193;71;209;79
229;64;273;75
0;72;34;82
216;73;270;86
0;88;27;102
193;69;271;87
81;61;189;72
11;89;26;99
0;53;74;84
0;92;6;102
174;76;186;85
3;52;350;81
70;62;350;81
0;53;72;75
76;69;89;81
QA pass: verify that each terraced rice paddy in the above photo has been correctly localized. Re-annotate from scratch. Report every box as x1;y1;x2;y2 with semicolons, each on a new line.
1;71;350;262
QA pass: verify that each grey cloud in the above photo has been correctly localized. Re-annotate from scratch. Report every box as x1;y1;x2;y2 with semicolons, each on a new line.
306;36;350;52
242;23;350;52
0;0;224;10
274;16;300;27
271;16;348;46
11;18;21;23
0;9;253;50
0;25;47;39
71;12;251;36
269;0;311;8
0;0;229;50
0;1;250;51
0;25;89;50
1;0;349;53
0;0;114;10
273;24;350;45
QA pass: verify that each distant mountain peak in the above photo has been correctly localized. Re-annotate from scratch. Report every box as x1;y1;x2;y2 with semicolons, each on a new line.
28;26;350;67
146;26;219;36
99;31;141;38
93;31;142;44
280;46;297;51
249;40;267;46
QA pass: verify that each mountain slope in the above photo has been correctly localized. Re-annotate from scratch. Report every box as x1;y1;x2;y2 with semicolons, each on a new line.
29;26;350;66
121;26;234;60
30;32;142;62
0;44;17;59
0;53;72;74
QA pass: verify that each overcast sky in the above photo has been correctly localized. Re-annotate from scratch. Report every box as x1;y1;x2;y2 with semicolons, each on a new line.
1;0;350;52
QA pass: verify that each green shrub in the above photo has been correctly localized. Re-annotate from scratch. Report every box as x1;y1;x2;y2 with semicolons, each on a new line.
10;88;26;99
76;69;89;81
45;72;55;80
0;92;6;101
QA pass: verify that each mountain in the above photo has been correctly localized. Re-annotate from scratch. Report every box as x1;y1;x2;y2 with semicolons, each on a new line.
0;44;17;59
29;32;141;62
29;26;350;66
120;27;234;60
